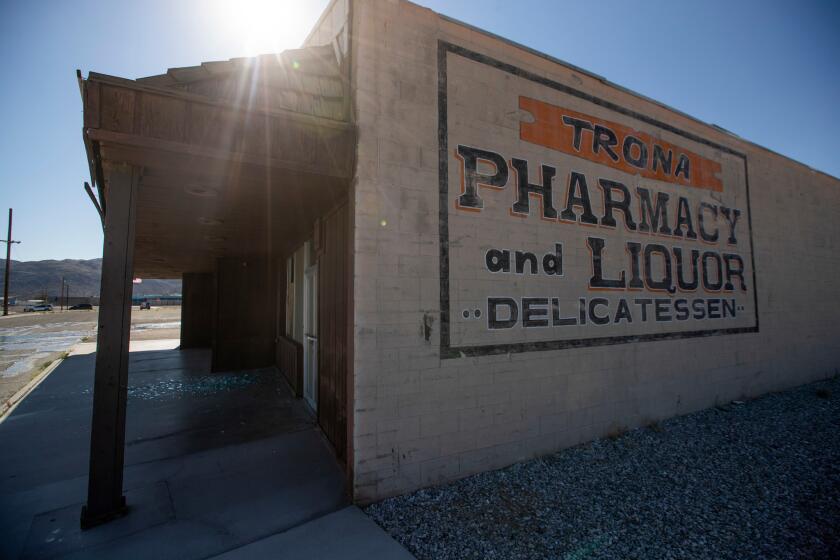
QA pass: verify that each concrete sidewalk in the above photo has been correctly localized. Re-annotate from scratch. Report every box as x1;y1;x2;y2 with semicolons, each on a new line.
0;346;413;560
210;506;415;560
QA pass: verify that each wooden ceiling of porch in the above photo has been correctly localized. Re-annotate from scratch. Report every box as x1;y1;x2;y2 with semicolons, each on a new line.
79;45;354;278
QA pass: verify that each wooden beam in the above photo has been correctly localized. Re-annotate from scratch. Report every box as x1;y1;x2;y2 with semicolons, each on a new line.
181;272;214;349
87;128;353;180
81;164;139;529
85;73;352;131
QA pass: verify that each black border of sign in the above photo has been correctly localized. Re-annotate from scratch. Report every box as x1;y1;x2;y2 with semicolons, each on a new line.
438;40;760;359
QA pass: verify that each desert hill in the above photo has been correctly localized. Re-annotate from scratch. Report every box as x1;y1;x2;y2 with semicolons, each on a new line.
0;258;181;299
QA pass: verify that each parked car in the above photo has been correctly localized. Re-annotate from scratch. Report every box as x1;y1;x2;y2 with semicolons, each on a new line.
139;302;151;310
24;304;53;312
69;303;93;310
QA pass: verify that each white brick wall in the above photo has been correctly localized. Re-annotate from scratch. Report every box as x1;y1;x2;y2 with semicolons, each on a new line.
348;0;840;502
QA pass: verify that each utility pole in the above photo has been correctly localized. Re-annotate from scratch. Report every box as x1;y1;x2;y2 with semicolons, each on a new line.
2;208;21;316
60;276;65;310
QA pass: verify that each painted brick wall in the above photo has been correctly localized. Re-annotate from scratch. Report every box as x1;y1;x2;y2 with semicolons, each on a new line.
348;0;840;502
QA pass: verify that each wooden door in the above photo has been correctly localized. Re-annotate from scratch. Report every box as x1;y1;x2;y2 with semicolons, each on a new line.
317;203;349;459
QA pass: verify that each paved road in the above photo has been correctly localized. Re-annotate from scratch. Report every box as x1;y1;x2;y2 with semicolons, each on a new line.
0;306;181;407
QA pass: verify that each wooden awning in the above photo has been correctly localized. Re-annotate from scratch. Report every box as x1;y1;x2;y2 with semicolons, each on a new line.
79;46;354;278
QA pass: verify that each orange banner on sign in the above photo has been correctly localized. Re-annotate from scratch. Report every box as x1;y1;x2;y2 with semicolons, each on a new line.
519;96;723;192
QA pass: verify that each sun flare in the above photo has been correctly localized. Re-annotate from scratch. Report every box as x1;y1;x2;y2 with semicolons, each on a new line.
210;0;318;57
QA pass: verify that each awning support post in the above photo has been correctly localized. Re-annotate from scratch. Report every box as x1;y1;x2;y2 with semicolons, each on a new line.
81;164;139;529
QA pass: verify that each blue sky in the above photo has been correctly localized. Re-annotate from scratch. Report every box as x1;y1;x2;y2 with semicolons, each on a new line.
1;0;837;262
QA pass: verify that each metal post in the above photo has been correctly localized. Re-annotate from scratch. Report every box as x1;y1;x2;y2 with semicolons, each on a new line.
2;209;21;316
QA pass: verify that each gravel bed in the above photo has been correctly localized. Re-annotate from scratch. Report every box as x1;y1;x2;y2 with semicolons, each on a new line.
365;377;840;559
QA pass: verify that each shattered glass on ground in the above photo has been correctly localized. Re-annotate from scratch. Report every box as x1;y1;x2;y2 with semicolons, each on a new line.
125;371;268;400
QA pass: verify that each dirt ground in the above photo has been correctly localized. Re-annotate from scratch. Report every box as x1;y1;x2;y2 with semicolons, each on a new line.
0;306;182;410
0;305;181;332
127;306;182;341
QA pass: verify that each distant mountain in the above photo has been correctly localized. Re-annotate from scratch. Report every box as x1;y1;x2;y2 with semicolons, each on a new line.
0;258;181;299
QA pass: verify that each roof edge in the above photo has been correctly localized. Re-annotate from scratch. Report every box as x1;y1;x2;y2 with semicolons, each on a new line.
84;71;353;129
304;0;343;47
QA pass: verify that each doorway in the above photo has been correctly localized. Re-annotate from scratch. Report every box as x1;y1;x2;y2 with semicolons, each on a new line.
303;254;319;411
278;202;349;459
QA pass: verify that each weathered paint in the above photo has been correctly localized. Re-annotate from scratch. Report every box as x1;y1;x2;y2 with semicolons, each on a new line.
347;0;840;503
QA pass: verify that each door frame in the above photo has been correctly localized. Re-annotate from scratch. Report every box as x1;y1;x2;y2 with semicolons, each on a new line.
302;258;319;411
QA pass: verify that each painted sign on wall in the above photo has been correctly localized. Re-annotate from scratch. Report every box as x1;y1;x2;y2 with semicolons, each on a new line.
438;42;758;358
